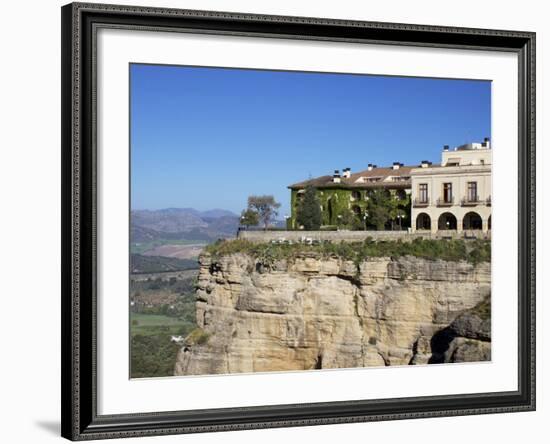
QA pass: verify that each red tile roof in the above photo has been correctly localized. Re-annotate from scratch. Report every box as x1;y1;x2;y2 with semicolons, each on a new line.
288;165;422;190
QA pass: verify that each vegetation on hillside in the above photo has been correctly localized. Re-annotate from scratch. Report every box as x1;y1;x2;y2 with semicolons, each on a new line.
130;271;198;378
131;274;197;314
130;253;199;273
205;238;491;266
130;313;197;378
131;335;182;378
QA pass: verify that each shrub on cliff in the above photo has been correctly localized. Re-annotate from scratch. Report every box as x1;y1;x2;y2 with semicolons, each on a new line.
467;239;492;265
205;238;491;265
186;327;211;346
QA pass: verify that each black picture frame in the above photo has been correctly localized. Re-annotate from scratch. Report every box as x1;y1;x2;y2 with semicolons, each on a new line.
61;2;536;440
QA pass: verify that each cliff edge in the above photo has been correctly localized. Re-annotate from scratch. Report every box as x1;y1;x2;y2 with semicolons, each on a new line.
175;250;491;375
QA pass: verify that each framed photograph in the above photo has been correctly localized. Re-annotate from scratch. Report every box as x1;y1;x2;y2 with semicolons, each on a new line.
61;2;536;440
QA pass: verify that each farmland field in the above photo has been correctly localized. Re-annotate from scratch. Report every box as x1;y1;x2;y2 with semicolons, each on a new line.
130;270;198;378
130;313;188;337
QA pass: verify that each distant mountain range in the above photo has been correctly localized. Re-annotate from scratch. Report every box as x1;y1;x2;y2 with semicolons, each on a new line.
131;208;240;243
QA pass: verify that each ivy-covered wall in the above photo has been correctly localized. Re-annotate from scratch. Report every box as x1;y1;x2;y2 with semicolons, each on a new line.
320;189;365;226
289;187;410;230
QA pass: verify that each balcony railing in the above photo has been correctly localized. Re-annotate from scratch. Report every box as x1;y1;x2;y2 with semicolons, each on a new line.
436;197;454;207
461;196;481;206
413;198;429;207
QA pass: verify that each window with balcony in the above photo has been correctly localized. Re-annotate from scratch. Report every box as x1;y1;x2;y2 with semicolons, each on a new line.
467;181;478;202
414;184;429;207
436;183;453;206
419;184;428;203
443;183;453;203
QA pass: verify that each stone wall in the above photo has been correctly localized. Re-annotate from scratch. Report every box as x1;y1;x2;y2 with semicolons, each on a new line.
237;229;489;243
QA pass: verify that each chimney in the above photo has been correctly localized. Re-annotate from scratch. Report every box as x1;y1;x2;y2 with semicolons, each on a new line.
392;162;401;170
342;167;351;178
333;170;341;183
443;145;449;152
482;137;491;148
420;160;432;168
367;163;373;171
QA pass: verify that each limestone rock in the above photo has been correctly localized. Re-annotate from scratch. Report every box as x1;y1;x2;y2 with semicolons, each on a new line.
175;253;491;375
444;338;491;363
448;298;491;341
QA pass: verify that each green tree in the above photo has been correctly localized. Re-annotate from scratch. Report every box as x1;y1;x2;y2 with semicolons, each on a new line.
366;189;392;230
352;214;366;231
399;193;412;229
296;185;322;230
240;209;259;229
336;208;357;229
389;207;407;230
389;193;411;230
247;195;281;230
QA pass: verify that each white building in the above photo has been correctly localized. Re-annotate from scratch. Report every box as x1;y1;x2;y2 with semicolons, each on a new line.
410;138;492;235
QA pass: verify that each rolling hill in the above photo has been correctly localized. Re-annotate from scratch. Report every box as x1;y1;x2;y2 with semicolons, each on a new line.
131;208;240;243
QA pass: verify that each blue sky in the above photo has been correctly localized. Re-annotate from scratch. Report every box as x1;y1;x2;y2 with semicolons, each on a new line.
130;64;491;216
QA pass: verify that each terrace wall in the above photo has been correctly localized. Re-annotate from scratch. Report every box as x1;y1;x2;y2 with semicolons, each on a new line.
237;229;490;243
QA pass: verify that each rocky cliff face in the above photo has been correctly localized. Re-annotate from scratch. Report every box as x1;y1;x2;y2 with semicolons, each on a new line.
174;253;491;376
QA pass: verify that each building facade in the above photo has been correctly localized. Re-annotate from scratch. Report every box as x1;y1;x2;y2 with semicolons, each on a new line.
410;139;492;234
288;139;492;235
288;162;413;230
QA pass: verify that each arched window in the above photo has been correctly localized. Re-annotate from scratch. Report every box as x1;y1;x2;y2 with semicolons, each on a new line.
438;212;457;230
463;212;483;230
416;213;431;230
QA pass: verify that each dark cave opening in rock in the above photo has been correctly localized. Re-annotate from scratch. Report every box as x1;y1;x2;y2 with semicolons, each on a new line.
428;327;457;364
314;354;323;369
